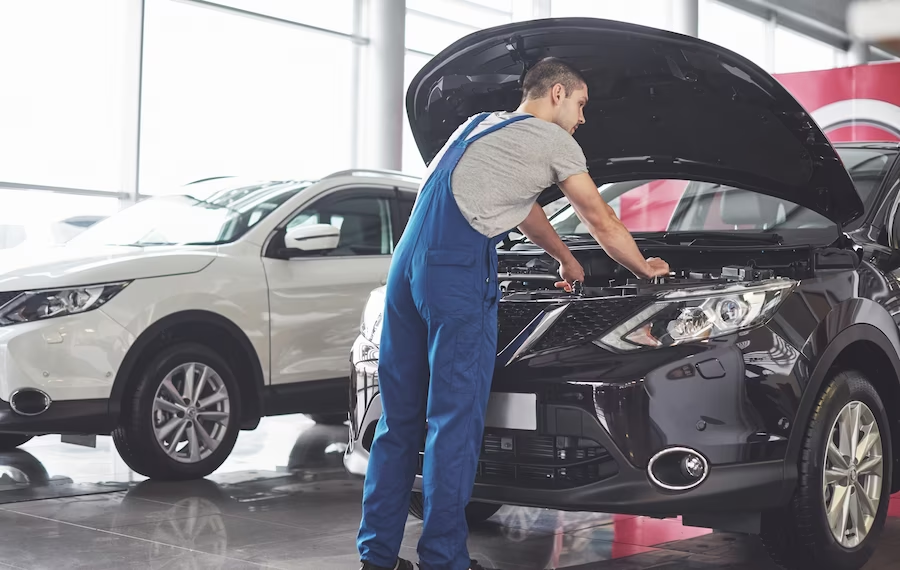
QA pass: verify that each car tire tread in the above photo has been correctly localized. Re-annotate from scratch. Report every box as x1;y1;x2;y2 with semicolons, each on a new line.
113;342;241;481
760;369;891;570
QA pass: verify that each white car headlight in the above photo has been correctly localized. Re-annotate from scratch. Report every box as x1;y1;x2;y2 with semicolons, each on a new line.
0;282;130;326
360;287;386;346
597;279;796;352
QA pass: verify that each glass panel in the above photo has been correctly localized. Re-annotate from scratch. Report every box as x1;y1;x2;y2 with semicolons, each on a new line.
0;0;132;191
287;196;394;256
406;11;480;55
0;189;120;250
402;52;434;176
407;0;511;28
774;26;840;73
139;0;354;194
551;0;674;32
208;0;355;34
699;0;768;70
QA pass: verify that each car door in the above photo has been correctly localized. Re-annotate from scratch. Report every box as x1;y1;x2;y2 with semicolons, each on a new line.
263;186;399;387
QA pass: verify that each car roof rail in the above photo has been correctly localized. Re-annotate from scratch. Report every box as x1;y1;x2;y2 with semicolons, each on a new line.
322;168;421;183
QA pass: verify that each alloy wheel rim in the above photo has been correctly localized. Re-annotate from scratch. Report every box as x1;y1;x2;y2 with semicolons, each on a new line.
822;400;883;548
152;362;231;464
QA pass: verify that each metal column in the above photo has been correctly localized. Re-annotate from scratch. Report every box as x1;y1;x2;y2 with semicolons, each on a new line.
672;0;699;37
848;40;870;66
358;0;406;172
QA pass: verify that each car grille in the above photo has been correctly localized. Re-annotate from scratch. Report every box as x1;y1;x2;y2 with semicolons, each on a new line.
496;302;546;351
0;291;21;308
532;297;651;352
418;431;617;489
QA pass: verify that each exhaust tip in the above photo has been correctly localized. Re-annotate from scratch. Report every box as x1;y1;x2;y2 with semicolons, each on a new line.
647;447;709;491
10;388;51;416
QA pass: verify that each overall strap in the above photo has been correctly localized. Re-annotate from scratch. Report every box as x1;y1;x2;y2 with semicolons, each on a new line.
462;114;532;145
451;113;491;147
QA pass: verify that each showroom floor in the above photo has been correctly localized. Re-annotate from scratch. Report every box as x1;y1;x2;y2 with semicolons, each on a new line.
1;417;899;569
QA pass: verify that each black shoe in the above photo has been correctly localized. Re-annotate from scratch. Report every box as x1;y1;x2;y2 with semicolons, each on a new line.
360;558;415;570
470;560;499;570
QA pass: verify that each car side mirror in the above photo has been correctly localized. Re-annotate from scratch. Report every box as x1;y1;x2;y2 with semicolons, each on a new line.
284;223;340;252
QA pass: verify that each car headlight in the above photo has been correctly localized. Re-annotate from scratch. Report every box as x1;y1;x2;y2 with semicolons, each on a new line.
597;279;796;351
0;282;130;326
360;287;385;346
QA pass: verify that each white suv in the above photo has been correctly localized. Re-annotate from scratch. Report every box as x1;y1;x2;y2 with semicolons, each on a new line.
0;169;419;480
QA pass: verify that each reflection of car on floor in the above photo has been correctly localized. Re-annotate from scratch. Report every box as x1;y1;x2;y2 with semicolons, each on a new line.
345;17;900;570
0;169;420;480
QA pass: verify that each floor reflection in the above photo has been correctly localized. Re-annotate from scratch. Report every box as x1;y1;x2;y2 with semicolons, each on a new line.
0;415;898;568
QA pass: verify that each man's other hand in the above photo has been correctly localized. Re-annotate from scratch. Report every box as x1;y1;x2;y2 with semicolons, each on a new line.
555;259;585;292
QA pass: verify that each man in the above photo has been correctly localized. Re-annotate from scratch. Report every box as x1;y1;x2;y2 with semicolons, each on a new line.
358;57;669;570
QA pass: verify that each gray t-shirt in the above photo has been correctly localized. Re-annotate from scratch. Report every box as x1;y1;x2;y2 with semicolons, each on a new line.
422;111;588;237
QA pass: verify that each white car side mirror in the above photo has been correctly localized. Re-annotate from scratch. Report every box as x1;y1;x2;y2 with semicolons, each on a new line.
284;223;340;252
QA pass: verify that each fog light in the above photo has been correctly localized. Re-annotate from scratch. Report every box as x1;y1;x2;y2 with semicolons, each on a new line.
681;455;704;479
647;447;709;491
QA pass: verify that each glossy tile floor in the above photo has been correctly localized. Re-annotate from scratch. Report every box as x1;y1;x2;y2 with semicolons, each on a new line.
1;416;899;569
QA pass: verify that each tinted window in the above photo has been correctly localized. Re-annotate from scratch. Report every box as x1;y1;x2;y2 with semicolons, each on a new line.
287;196;394;256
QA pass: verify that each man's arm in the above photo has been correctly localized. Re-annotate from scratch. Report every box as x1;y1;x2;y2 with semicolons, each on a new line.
558;172;667;279
517;202;584;288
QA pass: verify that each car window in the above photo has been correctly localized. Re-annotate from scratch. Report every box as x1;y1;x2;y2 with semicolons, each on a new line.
287;195;394;256
545;147;898;239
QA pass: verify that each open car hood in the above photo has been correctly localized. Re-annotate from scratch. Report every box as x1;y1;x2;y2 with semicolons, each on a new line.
406;18;863;226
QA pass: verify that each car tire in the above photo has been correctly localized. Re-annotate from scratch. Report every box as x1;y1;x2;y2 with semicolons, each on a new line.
0;434;33;450
112;342;242;481
307;413;347;425
760;369;891;570
408;491;502;526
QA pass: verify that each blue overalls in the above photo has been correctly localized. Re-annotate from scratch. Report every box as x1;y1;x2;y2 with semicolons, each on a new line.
358;112;531;570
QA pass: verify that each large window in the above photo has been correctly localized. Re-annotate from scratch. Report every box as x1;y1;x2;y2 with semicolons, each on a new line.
699;0;769;70
210;0;355;34
551;0;675;32
139;0;355;195
0;0;135;191
0;189;120;251
774;25;842;73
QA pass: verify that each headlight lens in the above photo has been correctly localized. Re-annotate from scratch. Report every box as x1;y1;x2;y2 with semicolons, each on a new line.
597;279;795;351
0;282;130;326
360;288;385;346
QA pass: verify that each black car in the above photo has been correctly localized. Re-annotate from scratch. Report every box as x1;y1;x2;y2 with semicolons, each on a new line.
344;17;900;570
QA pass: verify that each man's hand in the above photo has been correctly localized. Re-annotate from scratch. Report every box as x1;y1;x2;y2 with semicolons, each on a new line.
644;257;669;278
558;172;670;280
555;258;585;292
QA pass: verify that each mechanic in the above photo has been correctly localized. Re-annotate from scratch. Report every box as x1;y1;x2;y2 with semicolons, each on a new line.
357;57;670;570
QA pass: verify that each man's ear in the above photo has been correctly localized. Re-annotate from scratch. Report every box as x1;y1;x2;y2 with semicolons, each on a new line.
550;83;565;104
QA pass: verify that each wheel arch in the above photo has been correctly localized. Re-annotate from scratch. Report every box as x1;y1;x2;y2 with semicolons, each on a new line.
109;310;265;430
788;321;900;492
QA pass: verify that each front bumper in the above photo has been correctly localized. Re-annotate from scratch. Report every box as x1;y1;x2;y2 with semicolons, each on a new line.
0;398;113;435
0;309;133;402
344;321;804;517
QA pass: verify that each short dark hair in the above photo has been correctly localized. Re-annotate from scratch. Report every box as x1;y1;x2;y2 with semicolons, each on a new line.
520;57;587;101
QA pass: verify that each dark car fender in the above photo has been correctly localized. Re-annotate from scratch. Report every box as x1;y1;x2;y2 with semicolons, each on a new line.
784;297;900;490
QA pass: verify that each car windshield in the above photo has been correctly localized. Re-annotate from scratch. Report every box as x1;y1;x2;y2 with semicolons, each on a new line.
68;180;304;247
546;147;897;243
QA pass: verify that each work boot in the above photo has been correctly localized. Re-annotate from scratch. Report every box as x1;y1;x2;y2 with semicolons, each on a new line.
359;558;415;570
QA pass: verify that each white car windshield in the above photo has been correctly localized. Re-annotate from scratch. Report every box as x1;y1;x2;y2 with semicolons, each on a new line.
69;180;303;247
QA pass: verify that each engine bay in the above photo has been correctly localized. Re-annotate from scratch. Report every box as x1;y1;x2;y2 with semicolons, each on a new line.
497;250;808;301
